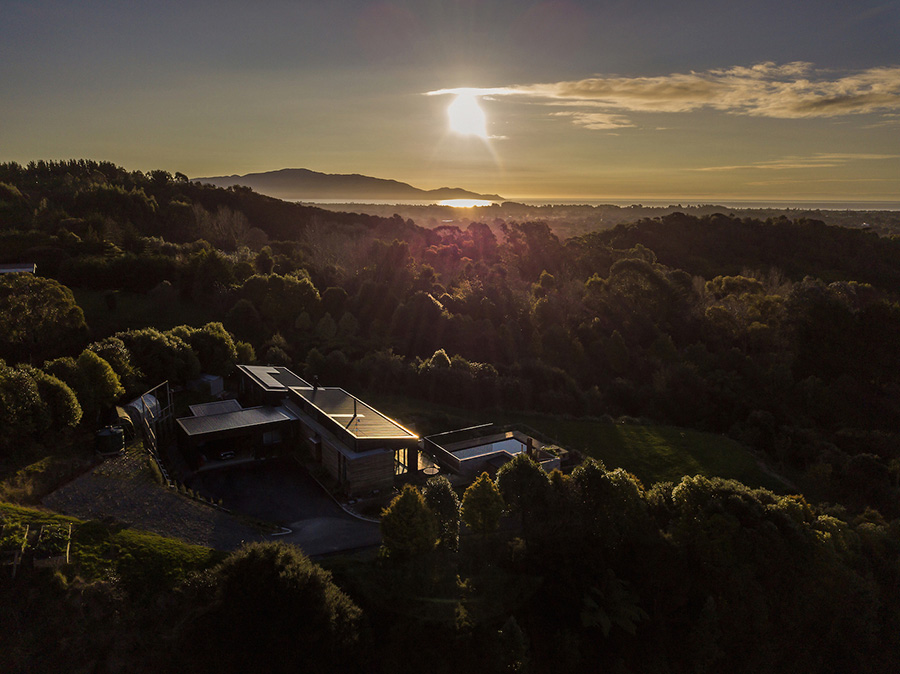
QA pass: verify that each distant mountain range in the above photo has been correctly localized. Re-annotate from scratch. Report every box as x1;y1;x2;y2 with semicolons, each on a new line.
192;168;504;202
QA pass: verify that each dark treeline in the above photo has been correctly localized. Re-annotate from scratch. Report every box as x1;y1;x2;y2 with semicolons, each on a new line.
3;160;900;670
5;461;899;673
3;160;900;515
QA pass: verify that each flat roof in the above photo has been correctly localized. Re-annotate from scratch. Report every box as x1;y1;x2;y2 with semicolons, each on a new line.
291;387;418;440
177;406;292;437
189;399;243;417
0;264;36;274
237;364;310;392
438;431;515;453
452;437;527;461
426;425;543;452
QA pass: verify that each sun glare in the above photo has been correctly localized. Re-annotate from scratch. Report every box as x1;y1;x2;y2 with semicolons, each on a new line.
448;93;488;139
438;198;494;207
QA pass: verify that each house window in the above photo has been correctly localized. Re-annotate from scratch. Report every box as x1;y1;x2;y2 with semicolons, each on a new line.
394;448;408;476
338;452;348;484
263;430;282;445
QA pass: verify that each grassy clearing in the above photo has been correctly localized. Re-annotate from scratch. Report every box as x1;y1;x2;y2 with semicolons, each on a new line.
0;434;97;505
73;287;218;338
0;502;223;592
508;416;786;491
365;393;787;492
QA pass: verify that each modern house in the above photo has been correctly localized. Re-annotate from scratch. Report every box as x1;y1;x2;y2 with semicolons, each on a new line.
176;365;420;494
176;365;563;494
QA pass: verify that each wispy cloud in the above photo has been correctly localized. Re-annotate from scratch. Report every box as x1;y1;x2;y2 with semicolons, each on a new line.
692;153;900;172
550;111;634;130
747;177;898;186
427;62;900;130
864;113;900;128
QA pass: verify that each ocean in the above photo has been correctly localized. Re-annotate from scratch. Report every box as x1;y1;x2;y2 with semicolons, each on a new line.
296;198;900;211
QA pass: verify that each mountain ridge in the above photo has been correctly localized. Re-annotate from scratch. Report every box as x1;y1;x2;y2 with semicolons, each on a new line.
192;167;503;202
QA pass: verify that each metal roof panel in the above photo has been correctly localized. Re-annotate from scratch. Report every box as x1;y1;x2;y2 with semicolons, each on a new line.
177;406;291;437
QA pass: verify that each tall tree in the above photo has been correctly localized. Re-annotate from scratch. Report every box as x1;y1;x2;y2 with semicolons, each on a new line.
461;472;505;535
0;360;49;449
175;542;362;674
117;327;200;385
0;274;88;365
170;322;238;376
27;365;82;430
423;475;461;553
73;350;124;422
496;452;551;537
380;484;438;561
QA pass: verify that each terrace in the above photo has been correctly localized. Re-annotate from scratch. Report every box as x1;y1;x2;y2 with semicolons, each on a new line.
423;423;564;477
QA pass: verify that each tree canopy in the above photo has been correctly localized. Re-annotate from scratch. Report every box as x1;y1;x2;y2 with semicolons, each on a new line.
0;273;88;365
461;472;505;535
175;542;362;674
380;484;438;561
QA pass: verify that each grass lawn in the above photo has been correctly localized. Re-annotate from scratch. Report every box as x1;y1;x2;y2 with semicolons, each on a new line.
73;287;219;338
366;393;788;492
0;502;223;590
0;431;97;504
507;416;787;492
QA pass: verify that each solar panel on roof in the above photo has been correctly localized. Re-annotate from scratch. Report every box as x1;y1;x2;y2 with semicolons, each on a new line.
240;365;310;390
250;366;285;389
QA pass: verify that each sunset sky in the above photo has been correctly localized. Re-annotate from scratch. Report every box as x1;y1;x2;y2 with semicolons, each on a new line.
2;1;899;202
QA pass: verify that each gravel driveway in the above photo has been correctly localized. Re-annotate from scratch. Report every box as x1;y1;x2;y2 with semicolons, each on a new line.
42;450;381;556
43;449;266;550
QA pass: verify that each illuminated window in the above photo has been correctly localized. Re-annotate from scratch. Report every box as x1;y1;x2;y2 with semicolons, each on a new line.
394;448;408;475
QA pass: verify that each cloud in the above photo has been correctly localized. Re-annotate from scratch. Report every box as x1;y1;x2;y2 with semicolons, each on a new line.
864;113;900;128
692;153;900;172
747;177;898;187
550;111;634;130
427;63;900;129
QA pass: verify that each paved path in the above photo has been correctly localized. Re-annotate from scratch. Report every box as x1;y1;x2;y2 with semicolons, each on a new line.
278;517;382;556
189;459;382;555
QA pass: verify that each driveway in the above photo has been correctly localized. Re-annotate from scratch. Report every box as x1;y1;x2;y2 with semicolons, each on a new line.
43;449;265;551
188;458;381;556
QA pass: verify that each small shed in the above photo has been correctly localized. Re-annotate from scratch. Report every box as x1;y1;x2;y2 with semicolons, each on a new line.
188;374;225;397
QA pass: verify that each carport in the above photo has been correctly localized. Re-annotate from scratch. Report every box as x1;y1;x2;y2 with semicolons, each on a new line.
176;400;298;469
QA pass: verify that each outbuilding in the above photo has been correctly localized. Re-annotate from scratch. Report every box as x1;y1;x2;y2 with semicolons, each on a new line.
176;399;298;469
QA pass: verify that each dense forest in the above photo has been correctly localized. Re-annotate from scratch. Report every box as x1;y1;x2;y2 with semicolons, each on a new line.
2;159;900;672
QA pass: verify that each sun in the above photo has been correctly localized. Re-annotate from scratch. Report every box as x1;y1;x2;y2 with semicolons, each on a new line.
447;93;488;139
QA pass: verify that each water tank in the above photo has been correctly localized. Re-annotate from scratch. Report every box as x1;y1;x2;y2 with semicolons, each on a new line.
95;426;125;456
